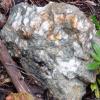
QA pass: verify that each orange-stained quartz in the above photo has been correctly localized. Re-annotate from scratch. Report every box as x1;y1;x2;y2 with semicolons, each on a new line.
47;33;55;41
18;29;32;39
54;33;62;40
48;20;54;31
55;14;66;24
40;12;49;20
65;15;78;29
47;33;62;41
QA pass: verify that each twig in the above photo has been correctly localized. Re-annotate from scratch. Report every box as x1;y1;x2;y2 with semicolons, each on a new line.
0;39;32;94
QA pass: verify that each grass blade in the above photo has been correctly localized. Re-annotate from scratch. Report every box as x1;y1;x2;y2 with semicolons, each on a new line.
92;43;100;58
87;61;100;70
91;52;100;61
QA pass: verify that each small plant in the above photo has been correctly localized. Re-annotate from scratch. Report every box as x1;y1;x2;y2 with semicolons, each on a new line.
87;16;100;99
87;43;100;70
90;78;100;98
87;43;100;98
91;15;100;36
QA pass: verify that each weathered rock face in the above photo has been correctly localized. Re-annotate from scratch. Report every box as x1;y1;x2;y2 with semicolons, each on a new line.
0;2;96;99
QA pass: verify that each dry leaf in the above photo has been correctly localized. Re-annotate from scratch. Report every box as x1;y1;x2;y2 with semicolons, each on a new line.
6;92;35;100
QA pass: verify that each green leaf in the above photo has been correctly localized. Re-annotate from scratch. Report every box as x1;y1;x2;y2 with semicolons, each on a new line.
96;30;100;36
91;52;100;61
91;16;97;23
91;82;100;98
91;16;100;30
95;23;100;30
95;87;100;98
87;61;100;70
97;79;100;85
91;83;97;91
92;43;100;58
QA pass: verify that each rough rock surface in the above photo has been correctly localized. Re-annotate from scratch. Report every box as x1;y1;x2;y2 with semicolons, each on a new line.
0;12;7;28
0;2;97;99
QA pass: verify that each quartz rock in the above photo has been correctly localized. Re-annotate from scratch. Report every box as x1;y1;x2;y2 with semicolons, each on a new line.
0;2;96;99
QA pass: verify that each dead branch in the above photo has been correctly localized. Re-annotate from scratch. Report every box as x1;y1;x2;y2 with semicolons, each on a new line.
0;39;32;94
